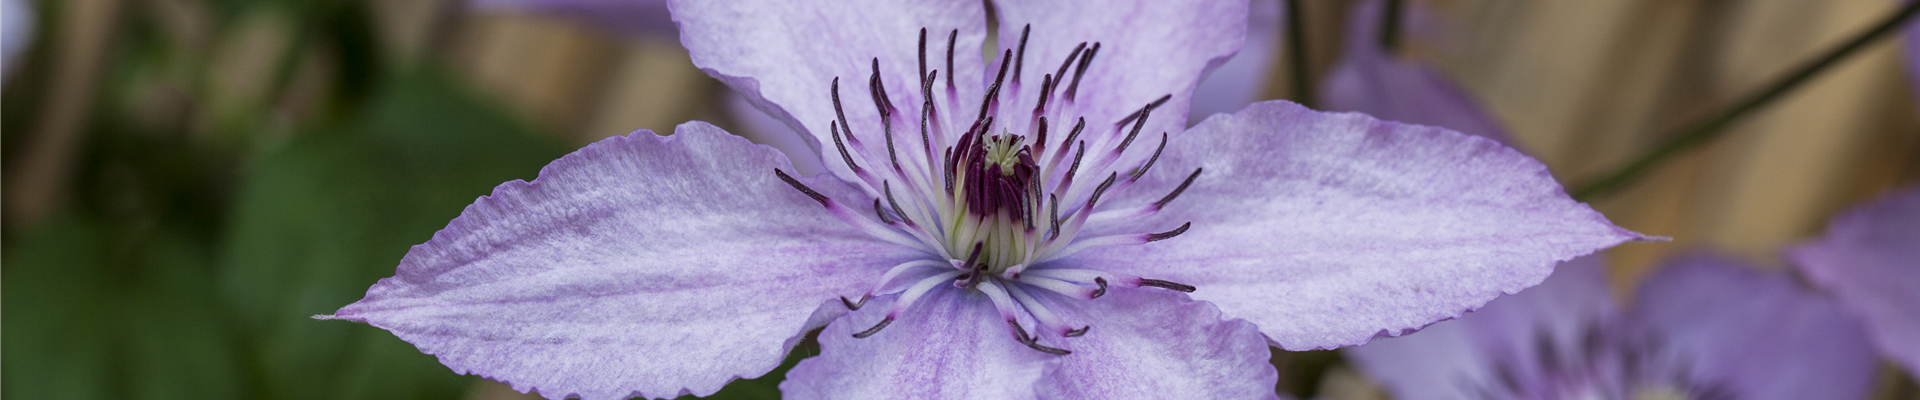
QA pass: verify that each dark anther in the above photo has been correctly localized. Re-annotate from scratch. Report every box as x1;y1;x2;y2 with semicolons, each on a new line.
1138;278;1197;293
1061;117;1086;149
853;317;896;338
884;181;911;226
960;242;984;272
917;28;928;86
962;262;987;289
959;242;987;289
1051;42;1087;96
945;29;957;90
1034;74;1055;114
1059;142;1086;189
775;168;828;206
831;78;857;142
1047;194;1062;240
1012;24;1031;84
1087;172;1118;208
1091;277;1108;298
873;199;894;224
1145;222;1192;242
1114;94;1172;129
1009;320;1072;355
841;295;872;310
1035;116;1050;150
1065;42;1100;100
920;72;936;150
831;122;864;174
1153;168;1203;209
1065;326;1090;337
979;49;1014;122
1114;106;1149;154
1130;133;1169;181
870;58;896;116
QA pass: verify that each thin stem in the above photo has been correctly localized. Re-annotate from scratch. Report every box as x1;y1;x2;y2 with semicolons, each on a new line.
1285;0;1314;108
1379;0;1403;52
1570;1;1920;201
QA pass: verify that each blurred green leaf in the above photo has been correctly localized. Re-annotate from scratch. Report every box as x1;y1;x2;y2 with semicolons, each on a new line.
3;217;248;400
216;68;568;400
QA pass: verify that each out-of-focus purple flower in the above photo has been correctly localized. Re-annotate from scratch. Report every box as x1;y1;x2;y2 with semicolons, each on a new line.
1320;0;1517;147
1348;255;1877;400
2;0;30;79
321;0;1643;398
1789;187;1920;379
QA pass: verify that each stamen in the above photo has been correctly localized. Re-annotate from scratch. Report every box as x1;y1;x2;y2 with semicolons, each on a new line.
1065;326;1090;337
831;122;869;180
841;295;869;310
917;28;928;86
979;49;1013;122
1129;133;1169;181
1016;274;1100;299
853;317;894;338
1053;141;1086;196
1008;320;1071;355
1034;74;1055;115
1145;222;1192;242
1153;168;1203;209
1137;278;1197;292
1051;42;1088;97
1092;276;1108;298
1002;283;1078;337
1047;194;1062;239
944;29;957;90
831;78;858;143
873;199;894;224
870;58;902;171
883;181;914;227
1114;106;1149;154
1012;24;1031;84
1065;42;1100;101
1087;172;1118;208
774;168;827;206
1114;94;1172;129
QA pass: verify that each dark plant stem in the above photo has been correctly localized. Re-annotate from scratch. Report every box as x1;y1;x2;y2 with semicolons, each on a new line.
1380;0;1403;52
1286;0;1314;108
1570;1;1920;201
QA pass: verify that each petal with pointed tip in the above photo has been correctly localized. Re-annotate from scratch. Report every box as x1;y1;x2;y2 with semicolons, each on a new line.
323;122;923;400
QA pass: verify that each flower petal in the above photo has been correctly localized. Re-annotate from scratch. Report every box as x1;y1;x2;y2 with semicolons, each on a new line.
1188;0;1283;126
472;0;676;38
673;0;987;183
1063;100;1643;350
1031;287;1281;400
781;286;1053;400
1631;254;1878;400
1787;187;1920;379
1320;0;1518;147
991;0;1247;146
726;91;829;176
1345;256;1616;400
323;123;925;400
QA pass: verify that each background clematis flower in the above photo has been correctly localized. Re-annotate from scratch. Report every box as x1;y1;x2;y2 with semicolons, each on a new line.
2;0;30;79
1788;187;1920;380
321;0;1646;398
1346;254;1878;400
1320;0;1517;147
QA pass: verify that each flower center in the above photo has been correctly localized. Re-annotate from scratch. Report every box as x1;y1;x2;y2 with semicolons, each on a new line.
773;25;1201;355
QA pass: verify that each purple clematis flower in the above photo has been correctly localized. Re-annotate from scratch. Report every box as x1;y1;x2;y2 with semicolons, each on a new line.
1788;187;1920;380
322;1;1645;398
2;0;30;79
1320;0;1517;147
1347;254;1878;400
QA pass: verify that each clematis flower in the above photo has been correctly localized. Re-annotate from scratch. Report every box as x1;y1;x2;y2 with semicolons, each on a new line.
321;1;1645;398
1320;0;1517;147
1788;187;1920;380
1346;255;1878;400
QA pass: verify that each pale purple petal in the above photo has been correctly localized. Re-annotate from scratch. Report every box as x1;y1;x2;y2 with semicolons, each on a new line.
991;0;1246;148
2;0;29;78
725;91;827;176
323;123;925;400
1031;287;1281;400
1787;187;1920;379
673;0;988;185
1187;0;1282;126
781;286;1053;400
1063;100;1643;351
1631;254;1878;400
1346;256;1615;400
473;0;676;38
1320;0;1517;147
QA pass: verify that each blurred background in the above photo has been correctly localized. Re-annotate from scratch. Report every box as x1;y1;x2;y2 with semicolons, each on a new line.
3;0;1916;399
